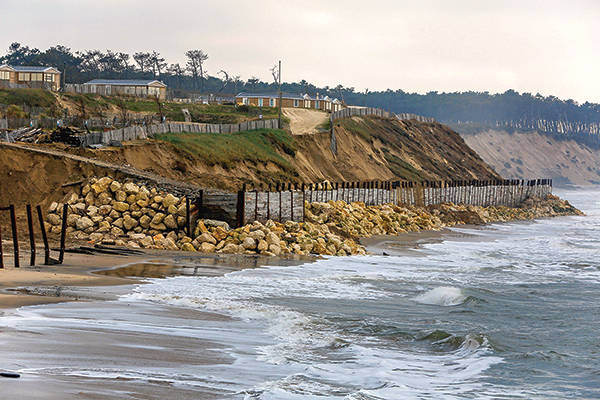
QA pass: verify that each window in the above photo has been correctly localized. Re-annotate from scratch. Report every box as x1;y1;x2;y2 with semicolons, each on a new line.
0;71;10;80
258;98;263;107
30;73;43;81
315;100;320;109
269;98;275;107
18;72;30;81
45;74;55;82
294;99;299;107
242;97;249;105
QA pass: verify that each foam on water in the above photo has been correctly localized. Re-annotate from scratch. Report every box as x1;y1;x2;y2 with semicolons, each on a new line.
413;287;467;306
125;258;508;398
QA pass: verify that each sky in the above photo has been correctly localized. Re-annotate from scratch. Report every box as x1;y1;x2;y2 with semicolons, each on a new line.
1;0;600;103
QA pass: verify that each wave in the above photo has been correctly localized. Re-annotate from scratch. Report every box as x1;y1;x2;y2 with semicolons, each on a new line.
413;287;468;306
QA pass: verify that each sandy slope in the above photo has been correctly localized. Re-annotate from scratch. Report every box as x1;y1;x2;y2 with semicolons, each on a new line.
461;128;600;187
283;108;328;135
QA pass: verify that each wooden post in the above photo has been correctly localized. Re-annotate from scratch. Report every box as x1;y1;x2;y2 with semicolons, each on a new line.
254;190;258;222
236;184;246;228
9;205;19;268
0;224;3;269
58;203;68;264
290;185;294;222
267;185;271;221
186;197;191;238
36;205;50;265
26;204;36;266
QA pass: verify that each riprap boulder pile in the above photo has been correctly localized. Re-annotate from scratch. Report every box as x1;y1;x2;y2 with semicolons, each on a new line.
45;176;582;257
44;176;367;256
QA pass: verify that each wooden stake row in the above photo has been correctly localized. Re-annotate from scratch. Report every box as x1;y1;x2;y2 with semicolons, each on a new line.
0;204;68;268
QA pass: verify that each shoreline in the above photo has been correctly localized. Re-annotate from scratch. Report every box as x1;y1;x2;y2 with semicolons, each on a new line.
0;248;315;310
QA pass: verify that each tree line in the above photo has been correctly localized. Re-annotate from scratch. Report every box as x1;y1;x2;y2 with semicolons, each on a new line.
3;42;600;144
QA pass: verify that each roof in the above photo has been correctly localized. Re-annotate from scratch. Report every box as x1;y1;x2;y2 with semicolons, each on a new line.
84;79;167;87
236;92;310;100
0;65;60;73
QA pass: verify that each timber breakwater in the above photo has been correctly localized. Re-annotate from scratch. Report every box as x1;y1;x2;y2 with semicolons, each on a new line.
37;176;583;258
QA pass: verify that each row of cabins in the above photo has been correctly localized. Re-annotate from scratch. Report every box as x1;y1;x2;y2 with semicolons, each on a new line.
0;65;167;100
236;92;345;112
1;65;343;112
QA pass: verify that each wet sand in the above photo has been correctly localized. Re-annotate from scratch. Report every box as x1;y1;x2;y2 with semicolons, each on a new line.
0;248;315;399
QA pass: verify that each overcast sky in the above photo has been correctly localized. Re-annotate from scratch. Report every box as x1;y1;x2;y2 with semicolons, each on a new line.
1;0;599;103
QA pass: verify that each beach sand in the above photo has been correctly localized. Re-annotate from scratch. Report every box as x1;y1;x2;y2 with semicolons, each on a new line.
0;247;315;399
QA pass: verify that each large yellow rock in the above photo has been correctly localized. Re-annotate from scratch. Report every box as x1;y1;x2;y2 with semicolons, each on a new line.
91;177;113;195
113;202;130;212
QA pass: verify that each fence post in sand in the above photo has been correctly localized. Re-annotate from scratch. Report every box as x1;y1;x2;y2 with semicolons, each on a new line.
58;204;68;264
0;223;3;269
26;204;36;266
236;184;246;228
36;205;50;265
9;205;19;268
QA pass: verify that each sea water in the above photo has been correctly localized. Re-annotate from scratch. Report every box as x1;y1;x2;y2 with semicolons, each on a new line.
2;188;600;399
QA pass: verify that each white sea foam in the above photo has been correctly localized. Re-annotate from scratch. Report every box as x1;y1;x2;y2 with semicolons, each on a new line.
414;286;467;306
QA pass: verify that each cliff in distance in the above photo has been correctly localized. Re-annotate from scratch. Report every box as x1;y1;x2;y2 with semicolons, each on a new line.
453;124;600;188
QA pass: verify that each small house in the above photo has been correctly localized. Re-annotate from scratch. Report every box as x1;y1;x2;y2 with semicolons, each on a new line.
83;79;167;100
0;65;61;91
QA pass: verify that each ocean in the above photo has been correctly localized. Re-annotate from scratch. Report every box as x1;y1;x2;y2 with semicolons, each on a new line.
1;188;600;399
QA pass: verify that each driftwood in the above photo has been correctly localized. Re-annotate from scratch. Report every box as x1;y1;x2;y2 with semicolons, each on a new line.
64;244;146;256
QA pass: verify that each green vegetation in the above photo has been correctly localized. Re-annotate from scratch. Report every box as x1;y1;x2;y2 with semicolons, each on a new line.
337;118;372;142
380;148;421;181
0;88;56;108
155;128;298;173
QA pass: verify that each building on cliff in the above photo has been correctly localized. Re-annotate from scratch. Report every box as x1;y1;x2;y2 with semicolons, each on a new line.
236;92;344;112
0;65;61;91
65;79;168;100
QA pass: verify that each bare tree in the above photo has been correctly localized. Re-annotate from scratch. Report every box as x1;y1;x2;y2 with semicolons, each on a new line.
185;49;209;91
269;64;279;86
218;70;230;93
151;94;164;122
114;97;128;126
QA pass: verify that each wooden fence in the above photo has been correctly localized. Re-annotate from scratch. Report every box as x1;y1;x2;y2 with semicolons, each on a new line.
195;179;553;228
78;119;280;147
302;179;552;208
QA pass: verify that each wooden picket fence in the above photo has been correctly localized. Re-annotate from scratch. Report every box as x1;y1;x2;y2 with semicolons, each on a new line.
78;119;280;147
196;179;553;228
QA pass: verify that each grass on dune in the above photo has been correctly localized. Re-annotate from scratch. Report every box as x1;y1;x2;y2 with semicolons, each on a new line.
155;128;297;172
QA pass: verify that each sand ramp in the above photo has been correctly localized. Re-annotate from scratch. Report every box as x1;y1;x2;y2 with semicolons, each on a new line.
283;108;328;135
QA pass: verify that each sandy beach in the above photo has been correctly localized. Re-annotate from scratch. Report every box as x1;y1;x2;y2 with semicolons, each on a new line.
0;246;318;399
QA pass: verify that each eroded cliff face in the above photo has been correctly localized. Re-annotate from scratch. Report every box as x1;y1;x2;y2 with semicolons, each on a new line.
291;116;501;183
457;126;600;187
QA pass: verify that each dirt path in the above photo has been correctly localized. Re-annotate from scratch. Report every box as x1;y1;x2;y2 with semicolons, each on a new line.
283;108;329;135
